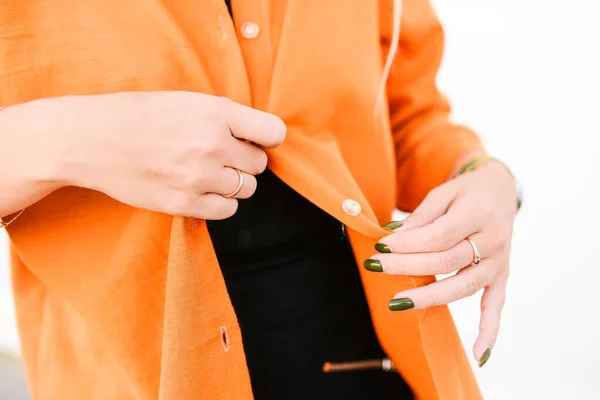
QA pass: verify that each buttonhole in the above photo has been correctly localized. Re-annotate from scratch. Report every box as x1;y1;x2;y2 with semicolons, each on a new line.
219;325;230;352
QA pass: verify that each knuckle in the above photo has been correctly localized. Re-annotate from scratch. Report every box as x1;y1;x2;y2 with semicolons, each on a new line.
440;251;462;274
199;137;226;159
212;199;238;220
178;170;209;190
170;192;199;215
480;301;493;314
479;205;500;222
425;291;440;308
214;96;233;114
427;186;444;200
218;95;233;107
481;299;504;315
430;183;454;201
496;231;513;251
488;231;512;258
462;277;481;298
249;151;268;175
204;107;223;125
203;97;229;122
408;212;427;227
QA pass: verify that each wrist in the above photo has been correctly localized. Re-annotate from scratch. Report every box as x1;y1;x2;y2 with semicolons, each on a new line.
456;153;522;211
1;98;75;190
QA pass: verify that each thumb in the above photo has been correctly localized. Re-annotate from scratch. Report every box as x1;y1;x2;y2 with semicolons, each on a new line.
397;182;458;231
224;98;287;149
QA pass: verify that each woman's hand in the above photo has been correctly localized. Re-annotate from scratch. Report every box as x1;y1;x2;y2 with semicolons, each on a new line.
35;91;285;220
364;160;518;367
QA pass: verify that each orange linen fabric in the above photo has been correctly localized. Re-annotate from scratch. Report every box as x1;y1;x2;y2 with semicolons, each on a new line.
1;1;484;399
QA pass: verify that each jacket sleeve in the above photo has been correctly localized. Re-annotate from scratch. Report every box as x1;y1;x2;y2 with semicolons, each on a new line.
380;0;485;212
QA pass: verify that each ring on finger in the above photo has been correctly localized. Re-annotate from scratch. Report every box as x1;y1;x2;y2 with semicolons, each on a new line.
466;238;482;266
223;168;244;198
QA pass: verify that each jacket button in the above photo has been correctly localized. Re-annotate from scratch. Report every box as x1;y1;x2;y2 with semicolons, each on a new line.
342;199;361;216
240;22;260;39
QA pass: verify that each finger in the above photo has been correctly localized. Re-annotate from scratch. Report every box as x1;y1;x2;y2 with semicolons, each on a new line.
473;274;507;367
191;193;239;220
223;137;269;176
366;234;489;276
162;191;239;220
214;167;257;199
378;206;478;254
399;183;458;231
224;98;287;148
388;261;494;311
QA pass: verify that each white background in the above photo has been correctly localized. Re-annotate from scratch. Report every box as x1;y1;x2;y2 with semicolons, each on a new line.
1;1;599;399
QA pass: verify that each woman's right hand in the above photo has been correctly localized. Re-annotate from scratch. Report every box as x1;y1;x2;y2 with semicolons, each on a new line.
37;91;286;220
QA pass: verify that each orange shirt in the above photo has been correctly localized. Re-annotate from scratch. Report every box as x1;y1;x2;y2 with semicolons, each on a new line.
1;1;484;399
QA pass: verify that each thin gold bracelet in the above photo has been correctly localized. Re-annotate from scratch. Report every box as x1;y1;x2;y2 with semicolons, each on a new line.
457;155;513;176
0;209;25;228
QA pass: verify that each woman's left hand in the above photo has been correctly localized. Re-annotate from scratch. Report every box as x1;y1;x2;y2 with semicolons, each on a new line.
364;160;518;367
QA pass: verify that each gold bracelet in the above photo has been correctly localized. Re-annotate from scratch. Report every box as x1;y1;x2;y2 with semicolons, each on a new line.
0;209;25;228
457;154;522;211
457;155;513;176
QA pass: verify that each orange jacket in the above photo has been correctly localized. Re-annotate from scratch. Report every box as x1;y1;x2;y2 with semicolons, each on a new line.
2;1;484;399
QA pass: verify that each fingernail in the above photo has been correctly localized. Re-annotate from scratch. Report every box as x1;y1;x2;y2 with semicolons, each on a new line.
363;259;383;272
388;298;414;311
381;220;404;231
478;348;492;368
375;243;392;253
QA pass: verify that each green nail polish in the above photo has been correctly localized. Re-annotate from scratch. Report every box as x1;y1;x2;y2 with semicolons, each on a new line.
388;298;414;311
478;348;492;368
381;220;404;231
375;243;392;253
363;259;383;272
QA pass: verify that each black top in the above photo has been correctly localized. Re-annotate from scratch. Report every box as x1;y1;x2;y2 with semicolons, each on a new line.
205;3;413;399
207;172;412;400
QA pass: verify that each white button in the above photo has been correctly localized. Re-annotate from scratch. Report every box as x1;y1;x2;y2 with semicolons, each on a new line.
342;199;361;216
240;22;260;39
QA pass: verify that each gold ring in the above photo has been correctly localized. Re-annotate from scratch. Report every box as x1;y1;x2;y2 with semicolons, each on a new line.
466;238;481;266
223;168;244;198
